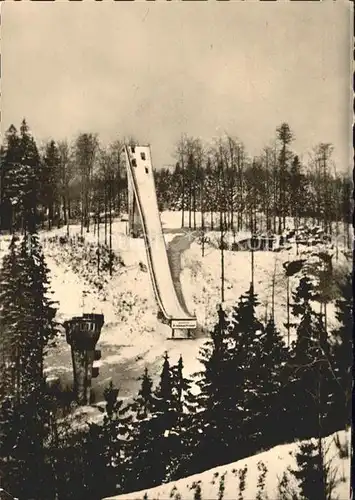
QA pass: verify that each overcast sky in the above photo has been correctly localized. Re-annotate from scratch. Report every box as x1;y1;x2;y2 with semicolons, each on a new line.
1;1;352;171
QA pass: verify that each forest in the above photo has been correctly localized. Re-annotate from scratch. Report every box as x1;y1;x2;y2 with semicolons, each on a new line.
0;120;352;242
0;119;352;500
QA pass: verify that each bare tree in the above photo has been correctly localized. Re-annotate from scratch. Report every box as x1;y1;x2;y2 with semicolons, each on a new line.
276;123;294;233
57;140;74;235
74;133;99;235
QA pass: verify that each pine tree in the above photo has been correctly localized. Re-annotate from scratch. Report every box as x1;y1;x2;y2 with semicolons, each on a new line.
276;123;294;232
18;119;41;232
164;355;193;482
45;408;88;500
127;364;168;491
290;438;336;500
0;236;22;397
0;125;22;230
0;120;42;233
225;286;266;455
331;271;352;428
131;367;155;420
150;353;178;483
256;317;290;446
286;277;333;440
289;156;306;229
42;140;61;229
127;355;193;489
84;382;131;497
17;233;58;390
0;382;54;499
189;305;232;473
19;119;40;168
171;355;191;414
0;231;58;499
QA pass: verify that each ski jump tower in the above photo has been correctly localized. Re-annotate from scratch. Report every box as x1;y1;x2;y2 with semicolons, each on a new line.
124;145;197;338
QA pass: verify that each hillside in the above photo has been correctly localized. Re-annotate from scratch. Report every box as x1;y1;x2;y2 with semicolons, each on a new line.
0;211;351;499
1;211;349;404
104;429;351;500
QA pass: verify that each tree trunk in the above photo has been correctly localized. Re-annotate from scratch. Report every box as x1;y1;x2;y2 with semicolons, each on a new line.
97;210;100;275
109;177;113;277
188;180;192;229
104;181;108;245
181;159;185;228
193;183;196;230
286;276;290;347
220;208;225;303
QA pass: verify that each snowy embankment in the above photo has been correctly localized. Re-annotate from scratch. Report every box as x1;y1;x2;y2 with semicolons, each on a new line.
39;219;206;400
181;239;349;343
104;429;351;500
0;212;350;403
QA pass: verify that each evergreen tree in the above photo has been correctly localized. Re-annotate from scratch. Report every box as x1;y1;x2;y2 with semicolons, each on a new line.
0;232;58;499
128;355;193;489
84;381;132;498
16;233;58;390
171;355;191;414
190;305;231;472
255;317;290;446
164;355;193;482
42;140;61;229
19;119;40;168
0;236;21;397
190;289;278;473
0;233;57;398
0;382;54;500
286;277;333;440
18;119;41;232
276;123;294;232
149;353;180;483
127;363;169;491
131;367;155;420
289;155;307;227
156;352;173;407
331;271;352;427
290;439;331;500
46;409;88;500
0;125;22;230
0;120;41;232
225;286;266;455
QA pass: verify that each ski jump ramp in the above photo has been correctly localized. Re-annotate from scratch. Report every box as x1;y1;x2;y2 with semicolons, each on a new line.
123;145;197;337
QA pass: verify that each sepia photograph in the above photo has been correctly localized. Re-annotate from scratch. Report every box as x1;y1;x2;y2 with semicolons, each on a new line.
0;2;353;499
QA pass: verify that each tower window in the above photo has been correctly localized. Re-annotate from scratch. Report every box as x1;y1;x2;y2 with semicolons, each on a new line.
141;152;146;161
132;159;137;167
131;146;135;154
145;167;149;174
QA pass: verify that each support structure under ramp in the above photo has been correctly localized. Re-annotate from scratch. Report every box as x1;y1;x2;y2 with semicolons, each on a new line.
123;144;197;338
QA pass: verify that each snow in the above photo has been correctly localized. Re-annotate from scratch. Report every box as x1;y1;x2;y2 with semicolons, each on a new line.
104;429;351;500
0;213;351;401
37;220;205;397
180;237;349;344
0;215;352;497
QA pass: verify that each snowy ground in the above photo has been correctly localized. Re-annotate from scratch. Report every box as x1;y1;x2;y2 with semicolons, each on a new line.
39;217;209;401
104;429;351;500
0;212;351;406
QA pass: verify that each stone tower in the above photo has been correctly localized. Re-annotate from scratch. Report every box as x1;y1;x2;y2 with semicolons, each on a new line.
63;313;104;405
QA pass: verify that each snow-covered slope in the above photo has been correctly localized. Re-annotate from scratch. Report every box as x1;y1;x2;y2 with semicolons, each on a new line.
104;429;351;500
40;221;204;400
0;213;350;404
